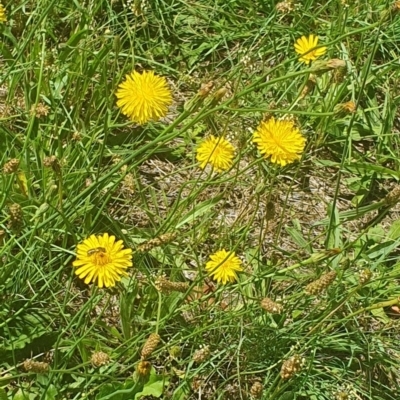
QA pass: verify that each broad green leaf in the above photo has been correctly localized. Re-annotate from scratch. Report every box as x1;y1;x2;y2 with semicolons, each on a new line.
367;226;385;243
388;220;400;241
370;308;390;324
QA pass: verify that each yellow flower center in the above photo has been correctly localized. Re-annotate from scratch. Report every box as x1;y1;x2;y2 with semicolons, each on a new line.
140;85;154;100
92;251;111;266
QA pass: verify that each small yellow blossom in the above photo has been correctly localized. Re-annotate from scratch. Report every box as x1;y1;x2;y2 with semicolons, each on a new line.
294;34;327;64
253;117;305;166
196;135;235;172
116;70;172;125
205;249;243;285
73;233;133;288
0;4;6;23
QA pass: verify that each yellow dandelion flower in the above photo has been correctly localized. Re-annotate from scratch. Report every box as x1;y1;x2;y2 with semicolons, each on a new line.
294;34;327;65
205;249;243;285
253;117;306;166
115;70;172;125
0;4;6;23
196;135;235;173
73;233;133;288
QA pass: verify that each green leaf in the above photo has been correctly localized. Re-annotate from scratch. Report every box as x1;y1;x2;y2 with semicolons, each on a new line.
0;388;7;400
367;226;385;243
292;310;303;319
280;391;295;400
135;381;165;399
388;220;400;241
45;385;58;400
13;389;30;400
370;308;390;324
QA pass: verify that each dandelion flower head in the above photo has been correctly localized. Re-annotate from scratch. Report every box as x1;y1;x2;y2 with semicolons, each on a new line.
0;3;6;23
196;135;235;173
205;249;243;285
253;117;306;166
294;34;327;64
73;233;133;288
115;70;172;125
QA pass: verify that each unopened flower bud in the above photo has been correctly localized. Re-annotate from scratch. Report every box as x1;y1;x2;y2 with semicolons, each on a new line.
193;346;210;363
155;275;189;294
334;101;357;115
250;381;263;398
198;81;214;98
141;333;161;360
23;359;50;373
137;233;176;252
136;360;152;380
280;355;303;380
305;271;337;295
260;297;283;314
384;186;400;206
91;351;110;367
3;158;20;174
43;156;61;175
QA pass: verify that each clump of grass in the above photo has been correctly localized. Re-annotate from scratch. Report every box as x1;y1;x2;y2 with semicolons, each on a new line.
1;1;400;399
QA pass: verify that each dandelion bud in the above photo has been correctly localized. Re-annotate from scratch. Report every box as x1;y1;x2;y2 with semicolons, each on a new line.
305;271;337;295
384;186;400;206
91;351;110;367
155;275;189;294
358;269;372;285
23;359;50;373
250;381;263;398
141;333;161;360
198;81;214;98
192;346;210;363
311;59;346;74
280;355;303;380
8;203;24;232
300;74;316;98
43;156;61;175
260;297;283;314
3;158;20;174
212;87;227;102
334;101;357;115
137;233;176;253
136;360;152;380
326;59;346;70
276;0;294;13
